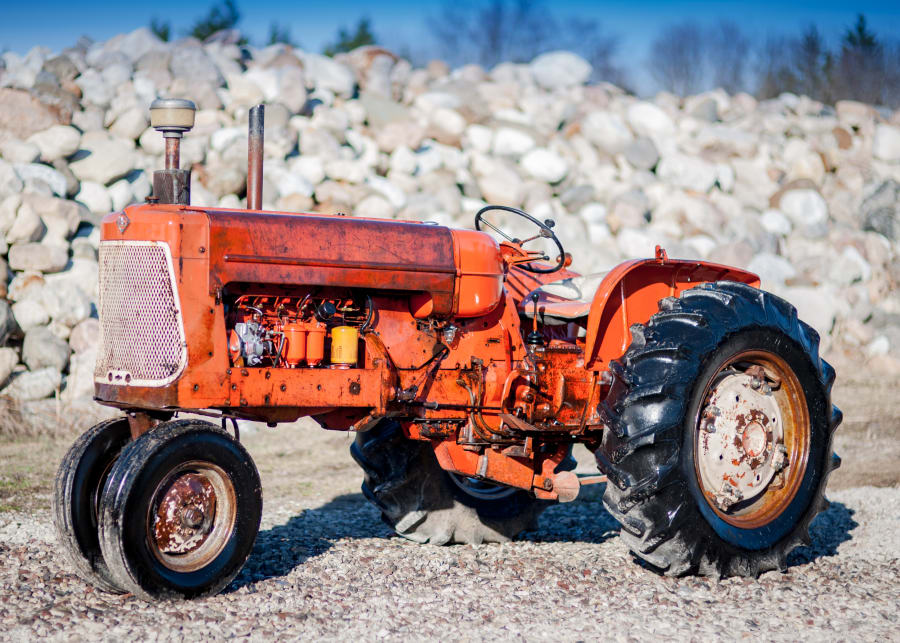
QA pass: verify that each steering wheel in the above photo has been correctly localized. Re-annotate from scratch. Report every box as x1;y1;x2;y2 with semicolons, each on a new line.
474;205;566;274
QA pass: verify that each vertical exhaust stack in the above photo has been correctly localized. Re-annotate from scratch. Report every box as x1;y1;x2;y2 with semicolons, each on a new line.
247;104;265;210
149;98;196;205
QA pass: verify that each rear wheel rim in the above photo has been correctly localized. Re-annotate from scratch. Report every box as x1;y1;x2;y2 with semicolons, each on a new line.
146;461;237;573
447;473;518;501
693;350;810;529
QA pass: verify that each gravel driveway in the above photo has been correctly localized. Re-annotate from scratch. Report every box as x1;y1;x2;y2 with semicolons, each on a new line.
0;424;897;642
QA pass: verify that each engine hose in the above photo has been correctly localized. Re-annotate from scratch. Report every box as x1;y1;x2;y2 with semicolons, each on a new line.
359;294;374;333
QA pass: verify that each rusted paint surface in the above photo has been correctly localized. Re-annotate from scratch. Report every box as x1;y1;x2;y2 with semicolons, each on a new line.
153;473;216;554
95;203;769;492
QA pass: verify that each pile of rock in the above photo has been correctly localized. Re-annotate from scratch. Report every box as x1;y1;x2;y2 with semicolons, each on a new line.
0;28;898;418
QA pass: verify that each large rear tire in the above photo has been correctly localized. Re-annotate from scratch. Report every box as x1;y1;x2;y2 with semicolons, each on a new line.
595;281;842;577
351;420;550;544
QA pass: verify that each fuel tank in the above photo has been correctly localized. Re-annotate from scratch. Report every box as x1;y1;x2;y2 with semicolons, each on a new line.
100;204;505;321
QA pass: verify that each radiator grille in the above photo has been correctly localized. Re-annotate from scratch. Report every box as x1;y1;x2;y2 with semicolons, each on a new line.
95;241;187;386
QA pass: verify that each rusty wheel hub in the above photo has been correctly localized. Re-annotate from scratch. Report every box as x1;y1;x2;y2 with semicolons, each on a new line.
153;473;217;555
147;462;236;573
697;372;784;511
695;353;809;528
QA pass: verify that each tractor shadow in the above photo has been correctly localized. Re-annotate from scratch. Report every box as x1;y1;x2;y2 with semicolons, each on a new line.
228;484;618;590
785;499;858;569
227;492;390;592
228;487;855;590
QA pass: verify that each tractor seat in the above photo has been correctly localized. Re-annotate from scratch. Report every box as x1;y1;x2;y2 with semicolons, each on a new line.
520;272;608;326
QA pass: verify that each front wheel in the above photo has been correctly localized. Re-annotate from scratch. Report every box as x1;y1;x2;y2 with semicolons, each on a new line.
98;420;262;600
596;282;842;577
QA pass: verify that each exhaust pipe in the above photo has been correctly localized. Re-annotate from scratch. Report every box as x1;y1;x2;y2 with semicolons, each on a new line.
247;104;265;210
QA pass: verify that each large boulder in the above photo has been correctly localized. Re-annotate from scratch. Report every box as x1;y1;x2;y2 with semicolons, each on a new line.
23;326;70;372
0;88;67;137
1;367;62;401
8;243;69;273
68;131;136;185
530;51;592;90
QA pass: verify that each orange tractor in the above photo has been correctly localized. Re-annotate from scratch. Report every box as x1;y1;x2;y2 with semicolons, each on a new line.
54;99;841;600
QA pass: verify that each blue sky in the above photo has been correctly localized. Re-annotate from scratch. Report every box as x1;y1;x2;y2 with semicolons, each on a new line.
3;0;899;93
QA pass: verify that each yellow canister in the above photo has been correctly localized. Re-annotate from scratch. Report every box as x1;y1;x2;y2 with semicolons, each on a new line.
330;326;359;366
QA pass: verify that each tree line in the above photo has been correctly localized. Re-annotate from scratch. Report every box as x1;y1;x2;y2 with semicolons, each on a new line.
150;0;900;107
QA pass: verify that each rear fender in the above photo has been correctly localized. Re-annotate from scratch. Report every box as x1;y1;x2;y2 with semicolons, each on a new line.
583;254;759;371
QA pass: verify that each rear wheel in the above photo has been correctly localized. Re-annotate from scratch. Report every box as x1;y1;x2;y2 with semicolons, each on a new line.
98;420;262;600
351;420;549;544
596;282;842;577
53;418;132;593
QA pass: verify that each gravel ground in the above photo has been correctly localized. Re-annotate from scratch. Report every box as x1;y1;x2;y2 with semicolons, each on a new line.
0;422;897;642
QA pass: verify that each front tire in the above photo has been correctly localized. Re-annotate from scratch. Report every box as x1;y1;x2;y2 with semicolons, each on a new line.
596;281;842;577
53;418;132;593
98;420;262;600
351;420;549;544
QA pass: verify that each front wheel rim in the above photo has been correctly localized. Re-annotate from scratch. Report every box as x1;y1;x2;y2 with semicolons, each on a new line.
694;350;810;529
146;461;237;573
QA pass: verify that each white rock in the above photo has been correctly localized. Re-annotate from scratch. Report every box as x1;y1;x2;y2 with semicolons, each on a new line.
748;253;797;286
0;367;61;401
0;194;21;235
865;335;890;357
354;194;394;219
69;132;135;184
779;286;836;335
300;53;356;97
530;51;592;90
324;159;367;184
8;243;68;273
23;326;70;372
626;102;675;137
0;138;40;163
779;189;828;227
227;74;265;107
478;166;524;207
62;348;98;403
109;107;149;141
581;111;633;154
520;148;568;184
366;176;407;210
268;163;314;198
617;227;658;258
828;246;872;286
0;159;24;196
5;200;45;244
462;125;493;153
430;108;467;143
491;127;535;157
289;156;326;186
76;181;112;214
69;318;100;353
11;299;50;330
656;154;717;193
872;124;900;162
14;163;67;196
108;178;134;211
760;209;793;236
0;347;17;388
42;282;92;327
